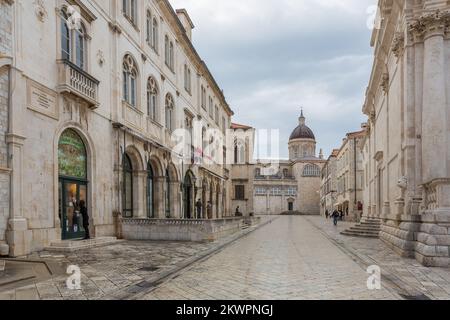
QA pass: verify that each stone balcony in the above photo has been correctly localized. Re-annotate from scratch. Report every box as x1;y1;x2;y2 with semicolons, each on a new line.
56;59;99;108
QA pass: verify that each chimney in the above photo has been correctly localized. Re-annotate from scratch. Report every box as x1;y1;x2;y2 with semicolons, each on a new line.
176;9;195;41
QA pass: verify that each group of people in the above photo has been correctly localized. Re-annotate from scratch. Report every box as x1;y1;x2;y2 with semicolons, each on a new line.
324;209;345;226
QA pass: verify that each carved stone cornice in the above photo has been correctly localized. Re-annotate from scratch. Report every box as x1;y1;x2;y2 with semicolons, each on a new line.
408;10;450;43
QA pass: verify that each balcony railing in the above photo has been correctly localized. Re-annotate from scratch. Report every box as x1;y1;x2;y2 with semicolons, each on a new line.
57;59;99;108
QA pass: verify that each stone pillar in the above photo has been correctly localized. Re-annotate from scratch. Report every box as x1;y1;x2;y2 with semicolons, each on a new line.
421;13;447;183
134;171;146;218
415;11;450;267
170;182;180;218
6;133;32;257
154;177;165;219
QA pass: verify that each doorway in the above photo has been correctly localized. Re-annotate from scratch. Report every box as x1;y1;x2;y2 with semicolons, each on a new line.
59;179;87;240
58;129;88;240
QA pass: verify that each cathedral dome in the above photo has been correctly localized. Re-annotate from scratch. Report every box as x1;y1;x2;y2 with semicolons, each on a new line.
289;111;315;141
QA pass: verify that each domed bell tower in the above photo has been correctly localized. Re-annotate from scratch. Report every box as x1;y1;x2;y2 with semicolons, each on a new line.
288;110;317;161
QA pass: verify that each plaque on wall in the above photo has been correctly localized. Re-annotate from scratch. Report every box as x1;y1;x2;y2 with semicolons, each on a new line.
27;78;59;120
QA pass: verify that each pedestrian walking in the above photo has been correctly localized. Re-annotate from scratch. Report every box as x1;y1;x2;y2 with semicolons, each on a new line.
79;200;90;240
332;210;339;226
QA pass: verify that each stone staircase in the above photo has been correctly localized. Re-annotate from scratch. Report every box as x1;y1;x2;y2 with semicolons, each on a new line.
341;218;381;239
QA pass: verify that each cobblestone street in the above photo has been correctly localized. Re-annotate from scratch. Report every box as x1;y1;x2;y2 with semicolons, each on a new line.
2;216;450;300
139;216;399;300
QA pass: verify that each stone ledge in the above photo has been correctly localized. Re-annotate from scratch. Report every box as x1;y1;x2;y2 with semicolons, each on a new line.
45;237;121;253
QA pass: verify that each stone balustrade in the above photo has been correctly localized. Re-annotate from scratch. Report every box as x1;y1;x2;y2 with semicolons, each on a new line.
121;217;245;242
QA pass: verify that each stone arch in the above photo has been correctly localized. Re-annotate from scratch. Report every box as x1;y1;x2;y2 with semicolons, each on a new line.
54;123;96;239
125;145;144;171
148;154;164;177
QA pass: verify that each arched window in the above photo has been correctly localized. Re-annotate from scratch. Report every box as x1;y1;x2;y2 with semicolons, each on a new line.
60;8;87;70
152;18;159;52
165;169;171;218
58;129;87;179
123;54;138;107
61;10;71;60
234;139;245;164
75;24;86;69
302;164;321;177
147;77;158;120
146;10;151;44
123;0;137;24
147;163;154;218
165;35;169;65
123;154;133;218
169;41;174;69
165;94;174;131
165;35;174;70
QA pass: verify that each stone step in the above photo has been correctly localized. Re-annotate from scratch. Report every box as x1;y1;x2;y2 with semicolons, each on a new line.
350;225;381;231
341;230;380;238
45;237;121;253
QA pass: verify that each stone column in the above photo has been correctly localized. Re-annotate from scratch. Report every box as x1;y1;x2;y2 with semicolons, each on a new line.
6;133;32;257
154;177;165;219
421;12;448;184
134;171;146;218
170;182;180;218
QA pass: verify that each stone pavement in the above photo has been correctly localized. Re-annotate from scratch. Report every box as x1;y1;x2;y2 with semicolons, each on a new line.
0;217;273;300
139;216;399;300
304;216;450;300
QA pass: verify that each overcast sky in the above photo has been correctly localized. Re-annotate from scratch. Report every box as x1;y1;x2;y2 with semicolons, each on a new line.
171;0;377;159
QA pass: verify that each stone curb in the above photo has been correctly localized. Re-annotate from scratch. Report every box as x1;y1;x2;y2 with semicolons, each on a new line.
107;217;279;300
305;217;430;300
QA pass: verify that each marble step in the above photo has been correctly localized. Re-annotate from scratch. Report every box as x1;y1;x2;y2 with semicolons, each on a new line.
45;237;121;253
350;225;381;231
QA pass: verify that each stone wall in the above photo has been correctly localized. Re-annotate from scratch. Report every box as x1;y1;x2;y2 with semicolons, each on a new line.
0;0;12;256
121;218;244;242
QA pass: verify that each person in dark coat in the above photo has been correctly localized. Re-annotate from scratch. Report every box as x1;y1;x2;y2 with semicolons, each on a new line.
325;210;329;219
331;210;339;226
79;200;90;240
195;199;203;219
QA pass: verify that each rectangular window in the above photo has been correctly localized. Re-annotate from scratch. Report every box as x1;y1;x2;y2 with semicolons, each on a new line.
235;185;245;200
215;106;219;125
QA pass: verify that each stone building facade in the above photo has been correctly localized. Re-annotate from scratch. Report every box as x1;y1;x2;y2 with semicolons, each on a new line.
335;130;366;222
0;0;234;257
0;0;13;256
231;112;325;216
361;0;450;266
320;149;338;217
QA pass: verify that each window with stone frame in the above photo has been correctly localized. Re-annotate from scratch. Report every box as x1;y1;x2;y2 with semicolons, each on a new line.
123;0;137;25
60;7;88;70
235;185;245;200
147;76;158;121
302;164;321;177
165;93;175;131
123;54;138;107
